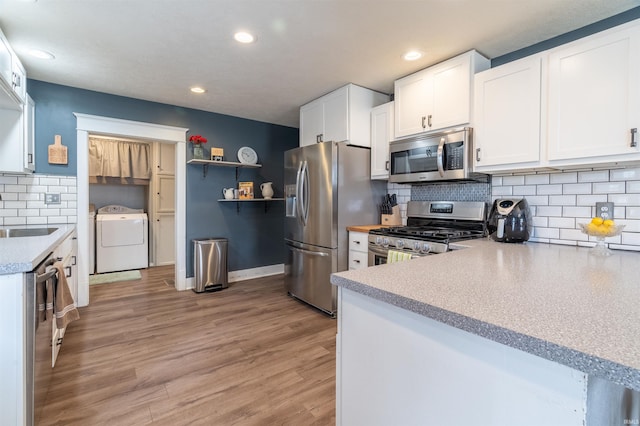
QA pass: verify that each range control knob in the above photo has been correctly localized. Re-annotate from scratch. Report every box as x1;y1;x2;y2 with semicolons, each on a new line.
395;239;405;249
420;243;431;254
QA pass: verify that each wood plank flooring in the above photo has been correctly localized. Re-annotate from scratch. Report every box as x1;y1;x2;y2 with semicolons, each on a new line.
38;266;337;425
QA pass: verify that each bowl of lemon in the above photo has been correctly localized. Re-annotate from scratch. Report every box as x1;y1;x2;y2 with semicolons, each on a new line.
578;217;625;256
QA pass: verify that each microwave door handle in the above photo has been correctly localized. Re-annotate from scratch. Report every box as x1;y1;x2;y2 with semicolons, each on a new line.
436;137;445;177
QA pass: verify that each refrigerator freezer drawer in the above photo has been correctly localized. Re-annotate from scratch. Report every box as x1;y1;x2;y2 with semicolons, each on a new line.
284;240;337;316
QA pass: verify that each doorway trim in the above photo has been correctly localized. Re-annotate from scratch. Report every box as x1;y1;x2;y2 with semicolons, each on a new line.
75;113;188;306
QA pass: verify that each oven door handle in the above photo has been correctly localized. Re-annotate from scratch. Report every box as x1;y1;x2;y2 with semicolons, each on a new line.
368;244;390;256
436;137;445;178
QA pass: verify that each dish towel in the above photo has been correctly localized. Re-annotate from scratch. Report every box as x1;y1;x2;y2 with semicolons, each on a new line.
36;275;54;322
52;261;80;329
387;250;412;264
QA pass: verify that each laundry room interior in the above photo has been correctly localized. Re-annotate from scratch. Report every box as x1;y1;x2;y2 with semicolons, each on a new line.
88;135;176;277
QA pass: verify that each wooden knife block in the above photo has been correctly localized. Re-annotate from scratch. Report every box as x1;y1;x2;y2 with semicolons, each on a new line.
381;205;402;226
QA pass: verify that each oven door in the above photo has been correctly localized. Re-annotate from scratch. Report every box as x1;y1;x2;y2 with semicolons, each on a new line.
368;244;390;266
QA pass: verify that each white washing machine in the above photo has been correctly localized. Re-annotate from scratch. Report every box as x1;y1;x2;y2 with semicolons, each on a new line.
96;205;148;274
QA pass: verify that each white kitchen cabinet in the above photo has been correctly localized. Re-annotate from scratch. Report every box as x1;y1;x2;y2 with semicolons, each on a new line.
394;50;490;138
547;23;640;165
11;58;26;104
23;94;35;172
300;83;389;147
370;102;394;180
348;231;369;270
52;230;78;367
473;55;543;172
0;27;25;108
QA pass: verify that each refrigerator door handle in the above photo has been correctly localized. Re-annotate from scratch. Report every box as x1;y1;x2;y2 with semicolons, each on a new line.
301;160;310;225
295;161;304;225
288;245;329;257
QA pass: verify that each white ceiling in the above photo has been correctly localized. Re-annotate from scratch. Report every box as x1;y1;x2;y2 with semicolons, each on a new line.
0;0;638;128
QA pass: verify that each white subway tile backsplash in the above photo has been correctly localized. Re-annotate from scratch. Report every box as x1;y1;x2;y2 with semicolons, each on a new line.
550;239;578;246
550;172;577;184
578;170;609;182
549;217;575;228
593;182;625;194
492;186;513;196
523;195;548;206
26;216;48;225
537;184;563;195
525;174;549;185
534;227;559;239
0;173;77;225
576;195;608;206
609;194;640;206
536;206;563;217
562;183;592;194
513;185;537;196
627;207;640;219
532;216;548;227
502;176;525;185
627;181;640;193
559;228;588;241
549;195;576;206
610;167;640;181
563;206;592;218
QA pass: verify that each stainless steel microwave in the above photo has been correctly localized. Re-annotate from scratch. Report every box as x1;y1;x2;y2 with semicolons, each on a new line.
389;127;487;183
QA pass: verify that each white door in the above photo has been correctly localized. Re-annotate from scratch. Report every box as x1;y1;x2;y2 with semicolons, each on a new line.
473;55;542;169
394;69;430;138
323;85;349;143
431;54;471;130
547;25;640;161
152;143;175;266
370;102;394;179
300;99;324;146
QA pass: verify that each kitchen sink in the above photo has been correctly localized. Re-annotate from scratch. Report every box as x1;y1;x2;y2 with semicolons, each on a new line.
0;227;58;238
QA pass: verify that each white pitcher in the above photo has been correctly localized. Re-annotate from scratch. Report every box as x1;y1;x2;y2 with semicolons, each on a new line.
222;188;235;200
260;182;274;199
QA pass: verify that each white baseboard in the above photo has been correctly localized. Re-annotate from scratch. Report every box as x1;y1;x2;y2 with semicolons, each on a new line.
183;263;284;290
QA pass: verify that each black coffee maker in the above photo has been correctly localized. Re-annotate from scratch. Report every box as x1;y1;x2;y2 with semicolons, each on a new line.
487;198;532;243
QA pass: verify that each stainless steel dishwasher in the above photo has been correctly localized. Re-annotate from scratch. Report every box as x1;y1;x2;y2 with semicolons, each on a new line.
25;252;57;426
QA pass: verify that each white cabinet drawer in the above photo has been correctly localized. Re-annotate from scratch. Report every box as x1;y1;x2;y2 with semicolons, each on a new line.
349;250;368;270
349;231;368;253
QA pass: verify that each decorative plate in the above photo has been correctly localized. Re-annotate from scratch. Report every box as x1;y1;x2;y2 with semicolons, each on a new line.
237;146;258;164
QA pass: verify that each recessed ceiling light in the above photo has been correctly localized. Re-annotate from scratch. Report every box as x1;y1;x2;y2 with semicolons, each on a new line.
234;31;255;44
190;87;206;94
403;50;423;61
28;49;55;60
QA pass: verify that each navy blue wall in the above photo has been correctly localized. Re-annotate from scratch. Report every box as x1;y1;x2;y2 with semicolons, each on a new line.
28;80;299;275
492;7;640;66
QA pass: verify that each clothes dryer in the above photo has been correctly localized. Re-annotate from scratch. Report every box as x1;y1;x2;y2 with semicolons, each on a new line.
96;205;148;273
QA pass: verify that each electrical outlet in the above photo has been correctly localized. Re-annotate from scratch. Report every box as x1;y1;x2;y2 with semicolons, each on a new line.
45;193;61;205
595;202;614;220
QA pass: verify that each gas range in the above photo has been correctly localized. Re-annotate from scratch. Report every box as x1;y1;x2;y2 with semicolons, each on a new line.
368;201;487;264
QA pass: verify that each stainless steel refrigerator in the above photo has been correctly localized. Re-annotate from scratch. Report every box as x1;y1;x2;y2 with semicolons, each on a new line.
284;141;384;316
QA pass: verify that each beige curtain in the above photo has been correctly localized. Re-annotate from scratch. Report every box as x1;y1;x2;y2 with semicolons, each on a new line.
89;138;151;184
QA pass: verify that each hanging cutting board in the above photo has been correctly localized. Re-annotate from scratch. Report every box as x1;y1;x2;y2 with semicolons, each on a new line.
48;134;68;164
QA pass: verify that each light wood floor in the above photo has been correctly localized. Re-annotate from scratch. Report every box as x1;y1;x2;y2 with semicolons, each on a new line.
39;266;337;425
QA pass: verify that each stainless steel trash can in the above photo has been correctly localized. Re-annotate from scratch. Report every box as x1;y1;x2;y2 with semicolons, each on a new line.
193;238;228;293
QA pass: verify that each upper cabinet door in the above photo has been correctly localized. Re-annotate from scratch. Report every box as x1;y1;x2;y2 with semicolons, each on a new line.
473;55;542;170
370;101;394;179
394;70;431;138
431;54;473;131
323;86;349;144
300;99;325;146
394;50;490;139
0;37;11;91
547;25;640;162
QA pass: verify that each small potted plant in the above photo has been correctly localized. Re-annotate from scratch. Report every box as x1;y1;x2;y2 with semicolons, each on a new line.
189;134;207;159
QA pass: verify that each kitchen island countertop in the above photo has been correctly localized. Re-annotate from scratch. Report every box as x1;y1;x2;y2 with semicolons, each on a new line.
0;224;76;274
331;238;640;391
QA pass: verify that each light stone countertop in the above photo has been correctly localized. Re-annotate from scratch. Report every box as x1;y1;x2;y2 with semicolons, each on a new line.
330;238;640;391
0;224;76;275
